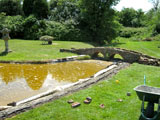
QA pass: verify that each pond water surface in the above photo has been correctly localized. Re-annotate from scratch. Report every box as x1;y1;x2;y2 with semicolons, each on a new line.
0;60;112;106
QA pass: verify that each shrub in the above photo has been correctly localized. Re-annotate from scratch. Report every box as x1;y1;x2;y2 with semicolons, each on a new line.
45;20;82;41
45;21;67;40
40;35;54;41
3;15;24;38
152;34;160;41
119;27;147;38
0;12;6;37
40;35;54;44
23;15;47;40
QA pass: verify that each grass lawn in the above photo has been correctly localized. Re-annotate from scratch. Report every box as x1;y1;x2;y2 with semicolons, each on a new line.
8;63;160;120
107;37;160;58
0;39;94;61
1;38;160;120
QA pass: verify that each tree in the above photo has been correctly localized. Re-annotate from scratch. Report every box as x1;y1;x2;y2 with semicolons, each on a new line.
118;8;137;27
33;0;49;19
149;0;160;11
49;0;80;22
80;0;120;45
23;0;35;17
0;0;23;16
118;8;145;27
23;0;49;19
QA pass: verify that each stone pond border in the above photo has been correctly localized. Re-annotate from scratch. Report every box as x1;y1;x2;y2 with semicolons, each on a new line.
0;56;130;120
0;55;86;64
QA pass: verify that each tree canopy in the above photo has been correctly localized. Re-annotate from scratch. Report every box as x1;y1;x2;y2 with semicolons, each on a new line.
80;0;120;44
0;0;23;16
23;0;49;19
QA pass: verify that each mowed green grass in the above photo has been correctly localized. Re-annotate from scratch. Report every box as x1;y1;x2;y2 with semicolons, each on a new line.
8;63;160;120
0;39;94;61
2;38;160;120
108;37;160;58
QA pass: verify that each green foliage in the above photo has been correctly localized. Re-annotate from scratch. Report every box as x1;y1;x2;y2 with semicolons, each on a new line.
0;14;25;38
97;53;104;58
0;0;23;16
33;0;49;19
80;0;121;45
3;15;24;38
23;0;49;19
49;0;80;22
23;15;47;40
0;12;6;28
0;15;82;41
118;8;145;27
39;35;54;41
152;34;160;41
49;0;81;41
119;27;148;38
23;0;35;17
148;0;160;11
146;10;160;36
45;20;82;41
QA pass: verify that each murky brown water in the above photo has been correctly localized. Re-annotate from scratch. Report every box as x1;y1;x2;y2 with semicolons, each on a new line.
0;60;112;106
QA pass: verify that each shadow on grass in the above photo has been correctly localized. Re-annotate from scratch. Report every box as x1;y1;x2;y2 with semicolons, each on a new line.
0;51;8;56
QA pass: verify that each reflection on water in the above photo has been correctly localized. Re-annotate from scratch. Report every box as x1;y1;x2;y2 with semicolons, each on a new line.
0;60;112;106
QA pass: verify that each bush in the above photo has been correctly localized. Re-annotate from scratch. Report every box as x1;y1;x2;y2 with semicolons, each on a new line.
45;20;82;41
3;15;24;38
152;34;160;41
0;12;6;37
23;15;47;40
0;15;83;41
40;35;54;41
119;27;147;38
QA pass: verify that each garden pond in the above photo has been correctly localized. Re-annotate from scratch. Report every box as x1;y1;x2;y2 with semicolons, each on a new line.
0;60;112;106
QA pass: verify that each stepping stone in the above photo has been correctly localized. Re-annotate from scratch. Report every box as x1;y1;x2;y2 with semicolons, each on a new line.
127;92;131;96
71;102;81;108
84;99;91;104
117;99;123;102
86;97;92;101
67;99;74;104
99;104;105;108
84;97;92;104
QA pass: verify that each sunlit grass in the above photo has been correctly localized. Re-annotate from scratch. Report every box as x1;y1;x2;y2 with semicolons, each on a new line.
0;39;94;61
108;37;160;58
